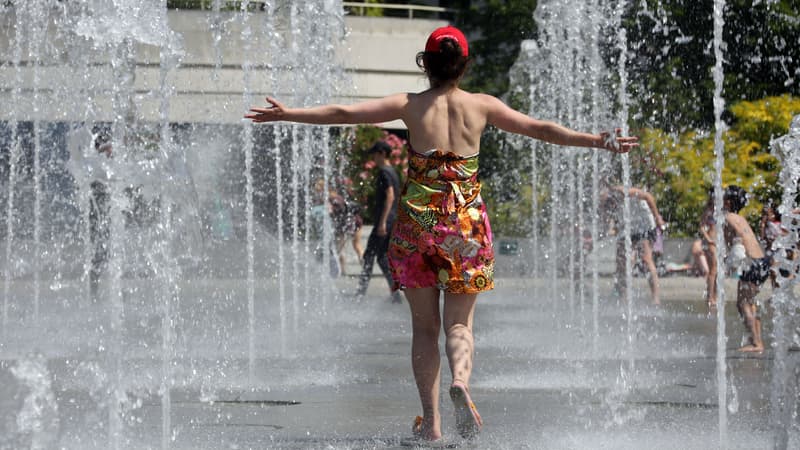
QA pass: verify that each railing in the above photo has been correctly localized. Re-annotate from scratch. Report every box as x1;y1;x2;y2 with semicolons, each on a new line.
342;2;452;20
165;1;453;20
166;1;262;11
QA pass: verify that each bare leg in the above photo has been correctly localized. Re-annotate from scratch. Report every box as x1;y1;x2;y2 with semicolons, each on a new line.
639;240;660;305
405;287;442;440
352;226;364;262
737;281;764;352
691;239;709;277
334;236;347;276
704;246;717;311
614;239;626;298
443;293;478;386
443;292;482;438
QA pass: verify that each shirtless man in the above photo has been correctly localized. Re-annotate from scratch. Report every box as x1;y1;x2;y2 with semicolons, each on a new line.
702;185;770;353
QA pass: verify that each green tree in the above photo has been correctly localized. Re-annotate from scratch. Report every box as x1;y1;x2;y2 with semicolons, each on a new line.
626;0;800;132
644;95;800;235
453;0;539;97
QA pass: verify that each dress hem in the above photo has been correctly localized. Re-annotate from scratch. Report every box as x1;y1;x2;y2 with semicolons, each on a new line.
394;283;495;294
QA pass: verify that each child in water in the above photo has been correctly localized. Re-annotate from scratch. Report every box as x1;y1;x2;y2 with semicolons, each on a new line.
702;186;770;352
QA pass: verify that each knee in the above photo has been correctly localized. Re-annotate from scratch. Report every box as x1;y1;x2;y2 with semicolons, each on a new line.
737;301;753;319
413;318;441;339
445;322;471;338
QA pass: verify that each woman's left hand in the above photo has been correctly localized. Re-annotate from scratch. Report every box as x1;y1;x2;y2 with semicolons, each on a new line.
600;128;638;153
244;97;287;123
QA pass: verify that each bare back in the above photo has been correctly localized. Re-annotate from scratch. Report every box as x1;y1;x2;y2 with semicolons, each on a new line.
724;212;765;259
402;87;490;156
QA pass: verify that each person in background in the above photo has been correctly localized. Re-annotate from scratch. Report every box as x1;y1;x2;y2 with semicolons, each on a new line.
310;179;342;277
355;141;402;303
601;184;666;305
330;185;364;275
702;185;769;352
760;201;788;258
347;200;365;266
664;239;709;277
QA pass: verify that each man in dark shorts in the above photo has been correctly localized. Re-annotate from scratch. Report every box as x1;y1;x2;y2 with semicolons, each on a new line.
355;141;402;303
702;185;771;352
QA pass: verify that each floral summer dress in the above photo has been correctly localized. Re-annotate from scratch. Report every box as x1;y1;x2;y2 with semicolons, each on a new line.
388;148;494;294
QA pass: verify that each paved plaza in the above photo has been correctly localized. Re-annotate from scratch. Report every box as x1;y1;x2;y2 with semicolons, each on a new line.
0;269;798;449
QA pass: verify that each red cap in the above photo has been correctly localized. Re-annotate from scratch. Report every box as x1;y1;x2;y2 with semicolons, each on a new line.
424;26;468;57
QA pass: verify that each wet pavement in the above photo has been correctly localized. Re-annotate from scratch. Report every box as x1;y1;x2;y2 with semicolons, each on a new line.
0;274;798;449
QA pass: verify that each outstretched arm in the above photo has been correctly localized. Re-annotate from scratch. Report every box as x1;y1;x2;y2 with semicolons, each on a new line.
482;94;637;153
245;95;408;125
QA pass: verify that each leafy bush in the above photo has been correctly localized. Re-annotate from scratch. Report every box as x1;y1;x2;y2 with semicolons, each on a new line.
643;95;800;235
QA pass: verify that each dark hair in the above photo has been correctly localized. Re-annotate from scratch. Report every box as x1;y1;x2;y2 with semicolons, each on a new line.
763;200;782;221
92;124;111;150
723;185;748;213
367;141;391;156
416;38;469;88
94;133;110;150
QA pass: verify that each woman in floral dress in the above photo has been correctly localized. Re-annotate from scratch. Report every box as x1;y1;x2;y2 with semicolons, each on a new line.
245;25;636;443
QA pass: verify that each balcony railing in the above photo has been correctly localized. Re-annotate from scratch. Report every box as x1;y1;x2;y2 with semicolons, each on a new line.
165;1;453;20
342;2;452;20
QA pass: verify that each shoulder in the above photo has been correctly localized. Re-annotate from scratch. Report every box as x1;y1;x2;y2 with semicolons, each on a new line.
724;212;747;228
387;92;411;102
381;165;399;178
628;187;652;198
627;187;644;196
470;92;501;109
384;167;401;185
378;166;394;179
378;93;412;109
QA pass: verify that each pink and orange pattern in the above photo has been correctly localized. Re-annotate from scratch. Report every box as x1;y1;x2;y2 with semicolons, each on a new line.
388;149;494;294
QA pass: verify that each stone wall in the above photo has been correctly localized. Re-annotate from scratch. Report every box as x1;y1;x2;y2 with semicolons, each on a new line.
0;10;444;127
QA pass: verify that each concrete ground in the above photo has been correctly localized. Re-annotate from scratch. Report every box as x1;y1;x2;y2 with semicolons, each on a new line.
0;269;798;449
0;229;789;448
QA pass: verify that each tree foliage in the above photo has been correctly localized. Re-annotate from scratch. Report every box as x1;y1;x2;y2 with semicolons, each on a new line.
452;0;539;97
642;95;800;235
450;1;799;235
626;0;800;131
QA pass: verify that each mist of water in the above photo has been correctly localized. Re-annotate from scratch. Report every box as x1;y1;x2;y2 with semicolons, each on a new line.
711;0;729;444
769;114;800;450
0;1;346;447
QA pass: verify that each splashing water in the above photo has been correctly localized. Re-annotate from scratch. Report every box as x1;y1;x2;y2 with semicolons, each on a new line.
9;356;60;450
769;114;800;450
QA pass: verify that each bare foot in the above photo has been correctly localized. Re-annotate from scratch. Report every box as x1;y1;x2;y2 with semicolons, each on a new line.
412;416;442;442
737;344;764;353
450;384;482;439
